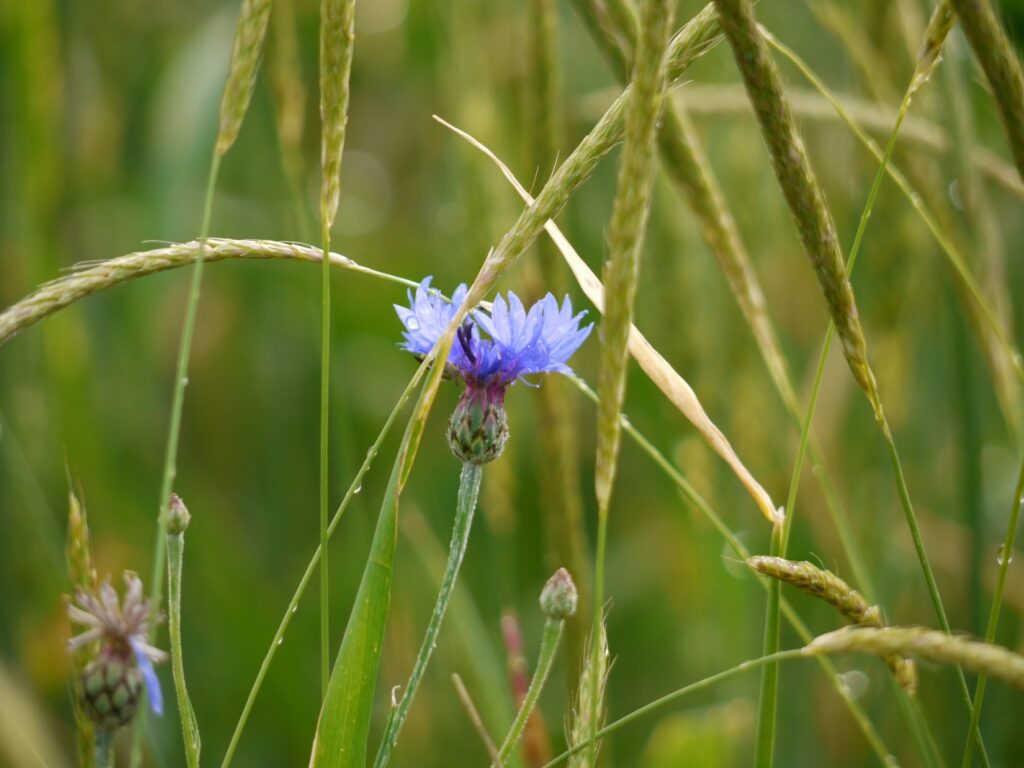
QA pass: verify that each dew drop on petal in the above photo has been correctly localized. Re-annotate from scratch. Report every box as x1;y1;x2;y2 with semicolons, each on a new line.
405;317;421;331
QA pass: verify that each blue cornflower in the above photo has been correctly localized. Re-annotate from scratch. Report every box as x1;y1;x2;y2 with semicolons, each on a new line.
395;277;592;463
68;572;167;729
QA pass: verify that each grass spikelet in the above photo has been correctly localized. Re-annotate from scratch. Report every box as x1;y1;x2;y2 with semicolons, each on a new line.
0;238;401;347
806;627;1024;691
748;556;880;626
915;1;954;89
215;0;274;158
748;556;917;693
319;0;356;228
595;0;673;521
673;83;1024;200
270;0;310;236
66;488;96;594
949;0;1024;181
712;0;882;419
568;617;609;767
66;488;96;768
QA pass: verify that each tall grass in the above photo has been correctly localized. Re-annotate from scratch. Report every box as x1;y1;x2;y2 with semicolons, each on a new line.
3;1;1024;766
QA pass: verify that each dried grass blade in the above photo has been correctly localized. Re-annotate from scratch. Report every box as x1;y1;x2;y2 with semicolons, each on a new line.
434;116;782;526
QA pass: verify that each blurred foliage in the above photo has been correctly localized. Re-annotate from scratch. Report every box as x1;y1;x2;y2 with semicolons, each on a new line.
1;0;1024;765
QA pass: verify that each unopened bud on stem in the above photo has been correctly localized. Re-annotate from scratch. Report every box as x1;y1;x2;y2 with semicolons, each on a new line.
540;567;578;620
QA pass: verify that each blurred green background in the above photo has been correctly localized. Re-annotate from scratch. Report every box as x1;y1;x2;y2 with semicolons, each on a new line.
2;0;1024;765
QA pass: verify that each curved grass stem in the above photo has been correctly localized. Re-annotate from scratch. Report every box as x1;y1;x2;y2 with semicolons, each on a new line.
545;649;808;767
961;455;1024;767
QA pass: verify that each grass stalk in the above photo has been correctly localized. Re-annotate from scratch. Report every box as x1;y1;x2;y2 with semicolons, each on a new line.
949;0;1024;181
452;674;500;764
131;1;275;759
495;618;564;766
567;375;894;764
166;495;200;768
66;489;97;768
961;455;1024;767
713;0;882;417
758;4;992;761
656;83;1024;199
528;0;589;688
0;238;429;346
317;214;332;696
131;148;221;768
761;27;1024;386
221;367;426;767
752;526;782;768
572;0;875;634
317;0;357;696
372;462;483;767
546;649;809;768
591;0;672;760
807;627;1024;689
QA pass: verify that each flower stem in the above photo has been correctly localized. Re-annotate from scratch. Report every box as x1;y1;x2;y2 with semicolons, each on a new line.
167;522;201;767
372;461;483;767
495;618;564;765
962;454;1024;768
131;147;221;768
95;729;114;768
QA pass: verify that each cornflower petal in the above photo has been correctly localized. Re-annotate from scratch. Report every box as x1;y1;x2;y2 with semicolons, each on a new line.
132;639;164;716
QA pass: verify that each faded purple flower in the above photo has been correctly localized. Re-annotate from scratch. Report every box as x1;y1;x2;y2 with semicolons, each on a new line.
68;572;167;722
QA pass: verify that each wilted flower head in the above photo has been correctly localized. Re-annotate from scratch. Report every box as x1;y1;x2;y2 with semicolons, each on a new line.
395;278;592;463
68;572;167;729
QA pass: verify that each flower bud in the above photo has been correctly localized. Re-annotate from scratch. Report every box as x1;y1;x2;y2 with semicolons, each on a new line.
539;568;578;620
447;384;509;465
167;493;191;535
81;644;144;730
